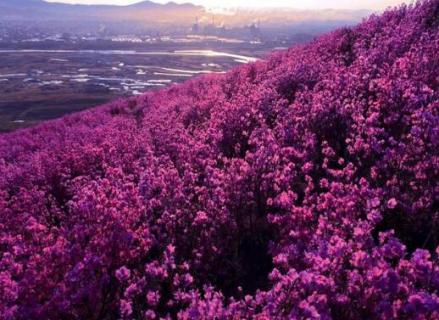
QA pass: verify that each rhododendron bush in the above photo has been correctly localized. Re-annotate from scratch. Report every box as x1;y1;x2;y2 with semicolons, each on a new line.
1;1;438;319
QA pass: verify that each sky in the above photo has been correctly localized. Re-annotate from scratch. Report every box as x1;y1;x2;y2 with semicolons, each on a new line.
45;0;410;10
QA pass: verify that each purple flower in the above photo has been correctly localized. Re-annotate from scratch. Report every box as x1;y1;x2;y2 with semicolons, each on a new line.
116;266;131;282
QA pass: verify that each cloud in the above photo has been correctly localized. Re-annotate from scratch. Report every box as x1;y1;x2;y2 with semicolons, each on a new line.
45;0;410;10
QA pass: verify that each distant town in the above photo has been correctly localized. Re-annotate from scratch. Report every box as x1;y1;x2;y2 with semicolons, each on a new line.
0;0;370;131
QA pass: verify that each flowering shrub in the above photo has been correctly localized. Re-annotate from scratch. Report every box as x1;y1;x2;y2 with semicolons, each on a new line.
0;1;438;319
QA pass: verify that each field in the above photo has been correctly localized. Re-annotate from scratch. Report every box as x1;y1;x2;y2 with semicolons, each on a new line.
0;41;270;131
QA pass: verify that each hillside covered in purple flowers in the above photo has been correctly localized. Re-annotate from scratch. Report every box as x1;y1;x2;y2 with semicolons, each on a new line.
0;1;438;319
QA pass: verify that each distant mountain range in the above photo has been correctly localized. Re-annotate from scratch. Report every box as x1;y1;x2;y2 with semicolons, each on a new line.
0;0;372;34
0;0;203;23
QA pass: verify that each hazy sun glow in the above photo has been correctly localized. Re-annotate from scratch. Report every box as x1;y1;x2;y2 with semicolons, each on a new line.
45;0;410;10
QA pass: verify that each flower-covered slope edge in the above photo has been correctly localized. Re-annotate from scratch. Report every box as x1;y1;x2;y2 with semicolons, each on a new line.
0;1;438;319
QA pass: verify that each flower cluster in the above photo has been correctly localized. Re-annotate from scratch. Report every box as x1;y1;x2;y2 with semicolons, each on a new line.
0;1;438;319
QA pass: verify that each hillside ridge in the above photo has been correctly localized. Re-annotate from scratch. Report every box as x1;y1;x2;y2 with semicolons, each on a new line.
0;1;438;319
